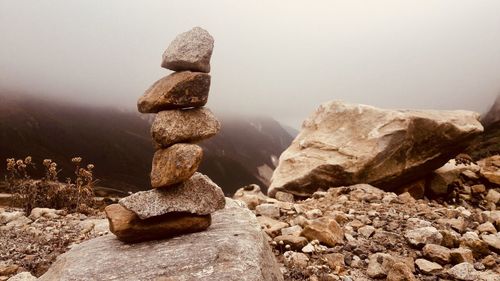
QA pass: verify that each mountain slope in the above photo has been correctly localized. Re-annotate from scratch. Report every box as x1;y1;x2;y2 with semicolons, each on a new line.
0;94;293;195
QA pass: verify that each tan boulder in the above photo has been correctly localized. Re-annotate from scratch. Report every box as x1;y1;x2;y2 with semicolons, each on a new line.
269;101;483;197
105;204;211;243
151;144;203;188
151;107;220;148
300;217;343;247
137;71;210;113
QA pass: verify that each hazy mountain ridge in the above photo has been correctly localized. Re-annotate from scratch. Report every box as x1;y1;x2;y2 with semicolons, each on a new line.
0;94;294;195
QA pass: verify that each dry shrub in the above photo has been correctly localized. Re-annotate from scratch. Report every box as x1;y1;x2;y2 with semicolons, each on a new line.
5;156;96;214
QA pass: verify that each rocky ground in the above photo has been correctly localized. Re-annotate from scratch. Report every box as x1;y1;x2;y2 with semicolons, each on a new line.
0;207;108;280
236;157;500;281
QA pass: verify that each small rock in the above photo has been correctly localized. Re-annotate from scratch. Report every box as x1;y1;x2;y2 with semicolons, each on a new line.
478;155;500;185
305;209;323;220
0;211;25;225
415;259;443;274
367;253;395;278
477;222;497;234
257;216;288;236
281;225;302;236
447;262;478;281
406;218;432;229
283;251;309;269
404;227;443;247
440;229;460;248
481;255;497;268
273;235;308;250
233;184;268;210
485;189;500;205
29;208;59;220
471;184;486;194
358;225;376;238
450;247;474;264
0;262;19;276
481;233;500;251
386;262;417;281
422;244;451;265
323;253;345;274
460;232;491;257
301;217;344;247
275;191;294;203
302;243;315;253
162;26;214;73
255;204;280;219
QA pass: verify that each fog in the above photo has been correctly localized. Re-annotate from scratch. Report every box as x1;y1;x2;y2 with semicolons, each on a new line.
1;0;500;128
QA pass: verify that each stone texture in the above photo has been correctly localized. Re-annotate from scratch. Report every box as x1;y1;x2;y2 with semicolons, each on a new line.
300;217;343;247
162;27;214;73
138;71;210;113
269;101;483;197
40;199;283;281
119;173;225;219
150;144;203;188
151;107;221;148
105;203;211;243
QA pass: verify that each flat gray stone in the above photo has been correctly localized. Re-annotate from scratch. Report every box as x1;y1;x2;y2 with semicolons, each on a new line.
162;27;214;73
119;173;225;219
39;199;283;281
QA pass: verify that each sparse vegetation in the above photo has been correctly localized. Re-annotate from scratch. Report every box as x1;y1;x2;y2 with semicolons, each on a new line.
5;156;96;214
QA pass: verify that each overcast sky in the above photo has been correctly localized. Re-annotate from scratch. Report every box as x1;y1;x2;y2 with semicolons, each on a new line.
1;1;499;128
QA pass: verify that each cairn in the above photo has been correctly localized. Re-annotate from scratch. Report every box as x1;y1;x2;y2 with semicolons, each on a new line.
105;27;225;243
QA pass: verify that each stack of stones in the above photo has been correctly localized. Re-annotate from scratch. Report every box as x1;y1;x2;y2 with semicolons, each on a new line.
105;27;226;243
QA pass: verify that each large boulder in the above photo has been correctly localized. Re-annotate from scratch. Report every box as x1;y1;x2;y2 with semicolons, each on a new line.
269;101;483;197
39;199;283;281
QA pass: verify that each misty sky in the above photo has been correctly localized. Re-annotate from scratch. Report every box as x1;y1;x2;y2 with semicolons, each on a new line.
1;1;500;128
